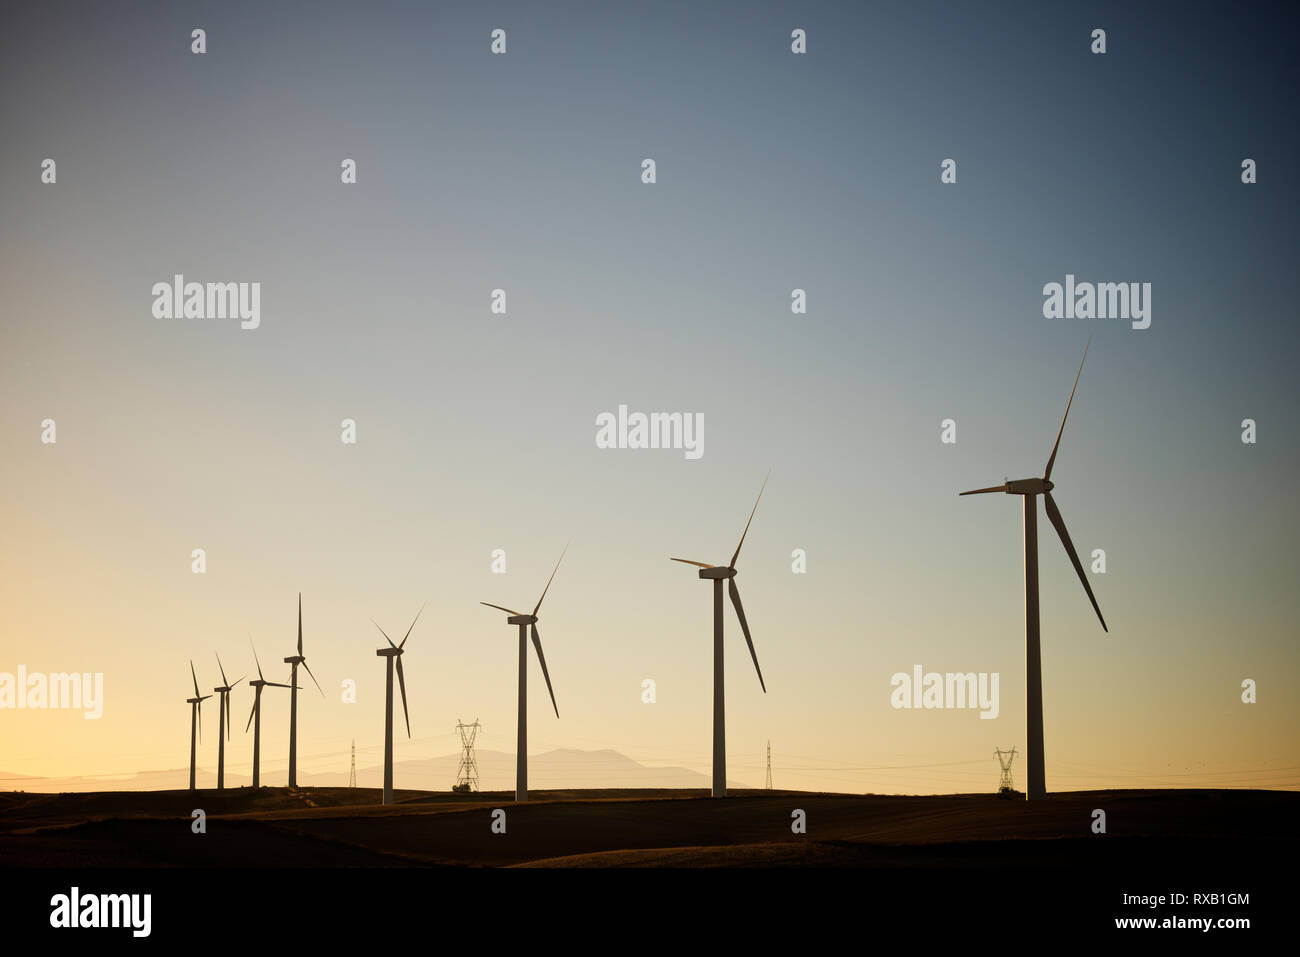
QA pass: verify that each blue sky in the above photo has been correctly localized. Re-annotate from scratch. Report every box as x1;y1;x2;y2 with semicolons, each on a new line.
1;0;1296;792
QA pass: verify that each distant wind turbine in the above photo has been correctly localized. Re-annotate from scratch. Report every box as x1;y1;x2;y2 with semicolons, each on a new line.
283;593;324;788
372;605;424;806
481;542;568;803
212;654;244;790
672;474;771;798
245;640;291;789
185;660;212;792
959;340;1108;801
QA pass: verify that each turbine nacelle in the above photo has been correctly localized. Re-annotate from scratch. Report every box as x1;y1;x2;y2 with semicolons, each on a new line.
506;614;538;626
375;647;404;658
697;566;736;580
1006;478;1053;495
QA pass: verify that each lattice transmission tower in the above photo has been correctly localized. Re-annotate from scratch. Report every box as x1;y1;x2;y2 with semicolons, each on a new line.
765;740;773;790
994;746;1017;797
349;739;356;788
454;718;482;792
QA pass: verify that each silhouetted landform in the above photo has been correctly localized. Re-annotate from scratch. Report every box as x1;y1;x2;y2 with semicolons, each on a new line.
0;788;1293;868
0;747;744;793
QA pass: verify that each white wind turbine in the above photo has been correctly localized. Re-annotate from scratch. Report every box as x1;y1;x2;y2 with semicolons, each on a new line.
672;474;771;798
481;543;568;803
959;341;1108;800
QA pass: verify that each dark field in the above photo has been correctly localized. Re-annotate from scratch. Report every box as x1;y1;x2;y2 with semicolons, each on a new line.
1;786;1293;868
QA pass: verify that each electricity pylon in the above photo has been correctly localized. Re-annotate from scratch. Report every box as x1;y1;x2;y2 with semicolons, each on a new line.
349;739;357;788
995;747;1017;796
455;718;482;792
765;740;773;790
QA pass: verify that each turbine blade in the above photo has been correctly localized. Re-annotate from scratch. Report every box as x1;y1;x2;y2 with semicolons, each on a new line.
190;659;200;699
1044;338;1090;481
297;593;303;657
1043;491;1108;632
251;639;265;681
215;652;229;690
266;681;291;688
730;470;771;568
302;659;324;698
533;541;570;616
480;602;523;616
728;579;767;693
197;698;202;742
372;619;397;649
245;696;257;733
530;623;559;719
395;656;411;737
226;692;232;740
399;602;425;649
959;484;1008;496
670;558;714;568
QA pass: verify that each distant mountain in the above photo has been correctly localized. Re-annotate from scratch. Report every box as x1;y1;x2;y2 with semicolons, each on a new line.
0;749;753;793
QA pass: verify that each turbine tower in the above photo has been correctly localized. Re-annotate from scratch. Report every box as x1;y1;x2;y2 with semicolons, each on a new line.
185;660;212;791
960;341;1107;801
672;473;771;798
283;593;324;787
481;543;567;803
212;654;244;790
245;641;291;788
372;604;424;806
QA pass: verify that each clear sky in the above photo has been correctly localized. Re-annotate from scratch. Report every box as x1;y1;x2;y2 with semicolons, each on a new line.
1;0;1297;793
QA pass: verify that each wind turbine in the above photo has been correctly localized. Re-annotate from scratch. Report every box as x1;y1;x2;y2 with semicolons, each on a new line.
212;654;244;790
372;605;423;806
481;543;567;803
245;641;291;789
959;340;1107;801
283;593;324;787
185;660;212;791
672;474;770;798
